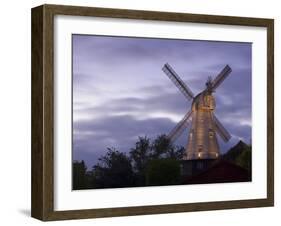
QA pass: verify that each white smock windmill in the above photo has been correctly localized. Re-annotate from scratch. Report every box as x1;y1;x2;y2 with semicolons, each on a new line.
162;63;232;160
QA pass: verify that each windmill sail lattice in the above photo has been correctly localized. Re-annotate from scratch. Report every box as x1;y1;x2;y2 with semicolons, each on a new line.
211;65;232;90
162;63;232;160
213;114;231;142
168;110;192;143
162;63;194;100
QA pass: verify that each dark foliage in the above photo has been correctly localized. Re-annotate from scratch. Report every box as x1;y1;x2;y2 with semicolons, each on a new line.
73;134;184;189
129;136;151;185
72;137;251;190
222;140;252;175
93;148;135;188
129;135;184;186
150;134;171;158
236;146;252;171
222;140;249;162
146;159;181;186
72;160;87;190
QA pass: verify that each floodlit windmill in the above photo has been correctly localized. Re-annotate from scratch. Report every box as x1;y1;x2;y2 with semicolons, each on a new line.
162;63;232;160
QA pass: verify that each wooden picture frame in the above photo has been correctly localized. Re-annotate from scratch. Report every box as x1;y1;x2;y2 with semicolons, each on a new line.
31;4;274;221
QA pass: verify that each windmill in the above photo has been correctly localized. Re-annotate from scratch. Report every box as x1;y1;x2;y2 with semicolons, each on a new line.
162;63;232;160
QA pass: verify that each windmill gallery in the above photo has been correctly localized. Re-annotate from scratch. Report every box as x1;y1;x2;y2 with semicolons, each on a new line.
72;35;252;190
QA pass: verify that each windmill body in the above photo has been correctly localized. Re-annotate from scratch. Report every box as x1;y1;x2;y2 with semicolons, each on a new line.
185;91;219;160
162;63;232;160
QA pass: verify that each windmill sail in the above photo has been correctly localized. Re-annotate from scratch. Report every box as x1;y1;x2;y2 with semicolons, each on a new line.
213;114;231;142
211;65;232;90
168;110;192;143
162;63;194;100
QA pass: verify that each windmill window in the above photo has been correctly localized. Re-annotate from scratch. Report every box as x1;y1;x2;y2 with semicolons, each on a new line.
209;131;214;138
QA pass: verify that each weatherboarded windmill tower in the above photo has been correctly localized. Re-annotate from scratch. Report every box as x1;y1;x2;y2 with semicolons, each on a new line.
162;63;232;161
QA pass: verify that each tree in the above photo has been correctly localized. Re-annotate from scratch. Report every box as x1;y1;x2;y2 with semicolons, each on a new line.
129;135;185;185
150;134;185;160
129;136;151;185
223;140;249;162
72;160;87;190
223;140;252;173
74;135;186;189
236;146;252;171
151;134;171;158
93;148;134;188
146;159;181;186
166;146;185;160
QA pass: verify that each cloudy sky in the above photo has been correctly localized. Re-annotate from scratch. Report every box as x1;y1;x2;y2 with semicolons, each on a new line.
72;34;252;168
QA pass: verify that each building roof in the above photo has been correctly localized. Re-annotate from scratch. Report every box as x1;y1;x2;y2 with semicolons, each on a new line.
184;160;251;185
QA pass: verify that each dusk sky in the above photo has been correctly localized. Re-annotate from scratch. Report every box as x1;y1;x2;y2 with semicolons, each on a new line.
72;34;252;168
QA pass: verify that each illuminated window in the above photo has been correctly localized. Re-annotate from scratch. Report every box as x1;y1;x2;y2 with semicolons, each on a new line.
198;146;203;159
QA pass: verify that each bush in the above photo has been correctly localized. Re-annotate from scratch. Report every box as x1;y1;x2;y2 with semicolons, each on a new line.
145;159;181;186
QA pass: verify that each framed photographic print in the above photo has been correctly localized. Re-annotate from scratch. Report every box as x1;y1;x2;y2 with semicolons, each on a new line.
31;4;274;221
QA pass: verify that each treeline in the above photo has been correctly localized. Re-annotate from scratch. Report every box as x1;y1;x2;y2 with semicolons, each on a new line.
73;135;185;190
